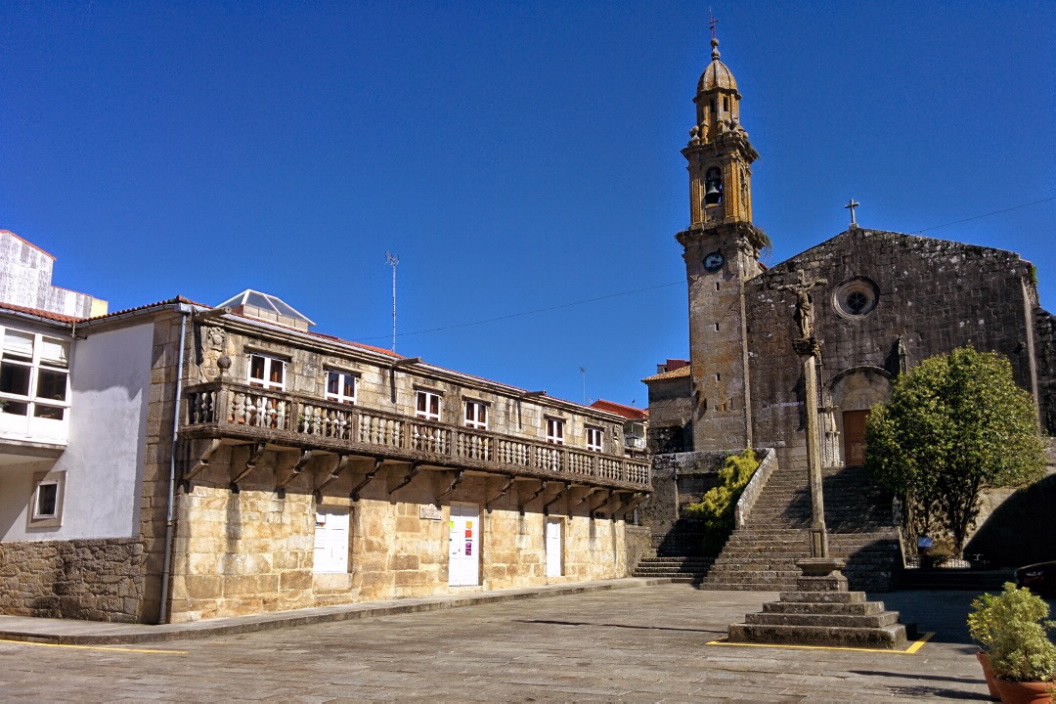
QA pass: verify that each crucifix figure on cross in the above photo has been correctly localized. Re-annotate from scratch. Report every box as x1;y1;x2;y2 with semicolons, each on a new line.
845;198;861;229
778;268;828;342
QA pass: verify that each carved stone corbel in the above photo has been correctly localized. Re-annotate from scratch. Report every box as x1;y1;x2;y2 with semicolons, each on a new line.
275;449;313;497
183;438;223;487
520;480;549;512
542;482;570;516
387;462;421;496
589;489;615;516
314;454;351;501
434;469;465;508
350;457;385;502
484;475;516;513
230;441;268;492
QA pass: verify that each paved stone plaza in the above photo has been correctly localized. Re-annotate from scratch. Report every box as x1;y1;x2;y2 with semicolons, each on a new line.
0;582;997;702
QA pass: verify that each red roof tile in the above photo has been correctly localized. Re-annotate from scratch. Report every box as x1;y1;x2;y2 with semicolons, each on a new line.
0;302;79;324
590;399;648;420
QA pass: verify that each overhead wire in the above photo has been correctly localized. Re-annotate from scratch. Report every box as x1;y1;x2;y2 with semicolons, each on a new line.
916;195;1055;234
361;194;1054;344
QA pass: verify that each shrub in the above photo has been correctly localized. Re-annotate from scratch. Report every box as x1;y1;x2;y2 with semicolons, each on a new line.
683;449;760;554
968;582;1056;682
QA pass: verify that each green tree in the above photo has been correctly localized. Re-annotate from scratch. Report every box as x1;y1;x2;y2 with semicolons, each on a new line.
866;347;1045;556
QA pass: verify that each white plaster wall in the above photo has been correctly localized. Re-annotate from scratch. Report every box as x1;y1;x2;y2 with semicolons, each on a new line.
1;322;154;541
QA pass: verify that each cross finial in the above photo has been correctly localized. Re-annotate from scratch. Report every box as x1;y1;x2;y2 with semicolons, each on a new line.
709;8;718;40
845;199;861;229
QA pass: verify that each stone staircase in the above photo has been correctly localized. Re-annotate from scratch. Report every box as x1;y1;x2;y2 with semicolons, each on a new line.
631;556;716;583
699;464;903;592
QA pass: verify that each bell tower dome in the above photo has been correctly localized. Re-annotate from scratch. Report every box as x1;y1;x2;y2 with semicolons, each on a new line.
684;37;759;227
676;33;767;452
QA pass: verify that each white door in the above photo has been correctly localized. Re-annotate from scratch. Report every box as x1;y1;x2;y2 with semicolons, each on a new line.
448;504;480;586
313;507;350;573
546;517;563;577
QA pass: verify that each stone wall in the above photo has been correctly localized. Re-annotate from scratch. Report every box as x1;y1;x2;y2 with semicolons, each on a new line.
646;375;693;453
138;313;185;623
640;451;728;555
0;538;144;622
624;524;654;565
734;448;777;528
1035;307;1056;434
168;445;635;622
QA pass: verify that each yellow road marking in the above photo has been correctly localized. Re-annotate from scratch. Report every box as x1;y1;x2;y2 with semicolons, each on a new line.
0;638;186;655
706;632;934;655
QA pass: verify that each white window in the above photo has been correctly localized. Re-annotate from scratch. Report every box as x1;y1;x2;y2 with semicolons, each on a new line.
545;417;565;445
416;389;441;421
248;354;285;390
0;329;70;421
586;426;604;452
464;400;488;430
29;470;65;528
326;370;358;404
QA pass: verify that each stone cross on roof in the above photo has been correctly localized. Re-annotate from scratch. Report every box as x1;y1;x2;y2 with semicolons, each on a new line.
845;199;861;229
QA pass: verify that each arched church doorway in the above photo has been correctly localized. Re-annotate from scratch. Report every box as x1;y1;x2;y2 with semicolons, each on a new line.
825;367;893;467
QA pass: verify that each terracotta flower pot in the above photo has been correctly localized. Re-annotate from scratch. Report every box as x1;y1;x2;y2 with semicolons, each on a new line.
976;652;1001;700
994;678;1053;704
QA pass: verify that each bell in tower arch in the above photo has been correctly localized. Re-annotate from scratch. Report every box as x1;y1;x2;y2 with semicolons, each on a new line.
704;167;723;207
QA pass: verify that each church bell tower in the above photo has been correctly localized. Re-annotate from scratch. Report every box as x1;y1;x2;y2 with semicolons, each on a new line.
676;35;767;452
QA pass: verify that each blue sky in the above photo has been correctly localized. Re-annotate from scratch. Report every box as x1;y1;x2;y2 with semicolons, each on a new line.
2;1;1053;408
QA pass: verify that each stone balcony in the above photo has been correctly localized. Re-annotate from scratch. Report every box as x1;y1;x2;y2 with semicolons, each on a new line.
180;381;651;492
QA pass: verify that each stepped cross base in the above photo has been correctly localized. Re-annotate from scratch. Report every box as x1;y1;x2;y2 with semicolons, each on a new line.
726;557;911;650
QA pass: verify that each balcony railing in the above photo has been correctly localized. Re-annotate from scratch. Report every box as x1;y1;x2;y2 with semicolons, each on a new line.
182;381;650;490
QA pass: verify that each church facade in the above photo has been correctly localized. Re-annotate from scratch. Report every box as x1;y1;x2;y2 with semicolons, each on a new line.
648;37;1054;470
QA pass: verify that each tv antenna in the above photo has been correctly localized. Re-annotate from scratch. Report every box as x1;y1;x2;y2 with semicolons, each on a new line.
385;251;399;352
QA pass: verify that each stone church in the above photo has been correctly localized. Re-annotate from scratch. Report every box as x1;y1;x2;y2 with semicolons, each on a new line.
641;36;1055;587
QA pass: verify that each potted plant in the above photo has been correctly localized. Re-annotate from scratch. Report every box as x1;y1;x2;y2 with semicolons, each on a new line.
968;591;1003;699
969;582;1056;704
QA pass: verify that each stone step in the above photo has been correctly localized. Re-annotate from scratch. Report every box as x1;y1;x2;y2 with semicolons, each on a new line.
744;610;903;629
778;590;867;604
699;581;798;591
711;563;799;571
727;623;908;650
635;557;714;566
760;599;882;616
634;566;709;575
631;556;715;581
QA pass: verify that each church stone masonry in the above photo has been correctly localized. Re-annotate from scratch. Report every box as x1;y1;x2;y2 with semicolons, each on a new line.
645;33;1055;579
748;230;1047;471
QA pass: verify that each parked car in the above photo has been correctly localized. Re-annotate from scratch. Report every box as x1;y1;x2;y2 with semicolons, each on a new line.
1015;561;1056;598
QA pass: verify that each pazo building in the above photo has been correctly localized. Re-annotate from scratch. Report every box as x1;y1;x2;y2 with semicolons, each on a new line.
0;231;651;623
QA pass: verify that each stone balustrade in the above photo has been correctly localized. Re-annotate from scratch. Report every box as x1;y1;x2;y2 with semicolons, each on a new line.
183;381;651;490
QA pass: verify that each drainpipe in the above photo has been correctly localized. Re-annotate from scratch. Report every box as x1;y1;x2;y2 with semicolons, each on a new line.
159;305;191;624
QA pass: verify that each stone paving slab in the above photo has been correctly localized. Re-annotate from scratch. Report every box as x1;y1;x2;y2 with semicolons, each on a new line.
0;582;1004;702
0;577;664;644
